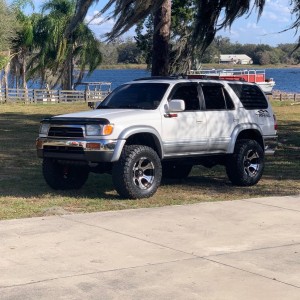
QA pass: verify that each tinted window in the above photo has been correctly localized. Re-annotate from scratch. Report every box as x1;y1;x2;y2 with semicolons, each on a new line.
229;84;268;109
171;84;200;111
202;85;234;110
99;83;169;109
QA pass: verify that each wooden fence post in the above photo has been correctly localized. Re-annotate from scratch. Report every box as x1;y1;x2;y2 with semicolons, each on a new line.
24;88;29;104
33;89;36;103
5;87;8;103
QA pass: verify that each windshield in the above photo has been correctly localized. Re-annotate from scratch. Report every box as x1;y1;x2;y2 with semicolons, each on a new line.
98;83;169;110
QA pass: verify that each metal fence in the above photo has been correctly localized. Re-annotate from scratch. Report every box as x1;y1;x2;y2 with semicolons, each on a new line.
0;88;110;104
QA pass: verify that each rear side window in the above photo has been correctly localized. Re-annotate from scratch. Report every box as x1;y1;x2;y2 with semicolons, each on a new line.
229;84;268;109
201;84;235;110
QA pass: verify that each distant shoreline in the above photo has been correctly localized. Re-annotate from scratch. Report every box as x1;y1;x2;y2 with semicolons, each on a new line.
97;64;148;70
96;63;300;70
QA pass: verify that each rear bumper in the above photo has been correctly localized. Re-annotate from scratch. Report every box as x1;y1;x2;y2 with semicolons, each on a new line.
264;135;278;155
36;138;122;162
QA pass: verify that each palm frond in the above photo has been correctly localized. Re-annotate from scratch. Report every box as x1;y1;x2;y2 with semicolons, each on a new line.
102;0;165;39
192;0;266;54
64;0;97;38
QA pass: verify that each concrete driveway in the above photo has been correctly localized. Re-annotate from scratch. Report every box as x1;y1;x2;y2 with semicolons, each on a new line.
1;195;300;299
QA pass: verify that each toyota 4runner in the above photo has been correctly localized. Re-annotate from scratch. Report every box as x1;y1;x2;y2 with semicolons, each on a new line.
36;77;278;199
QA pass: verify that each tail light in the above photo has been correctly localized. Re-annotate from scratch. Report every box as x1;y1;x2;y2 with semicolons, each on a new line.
273;114;278;131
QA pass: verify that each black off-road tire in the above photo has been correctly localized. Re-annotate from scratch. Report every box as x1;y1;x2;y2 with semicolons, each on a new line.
226;139;264;186
42;158;89;190
112;145;162;199
162;162;193;179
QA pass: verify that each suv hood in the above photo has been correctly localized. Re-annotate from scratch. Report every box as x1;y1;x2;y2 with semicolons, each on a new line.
55;109;158;123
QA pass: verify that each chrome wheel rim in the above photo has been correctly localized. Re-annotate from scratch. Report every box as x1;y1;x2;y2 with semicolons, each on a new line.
243;150;260;177
132;157;155;190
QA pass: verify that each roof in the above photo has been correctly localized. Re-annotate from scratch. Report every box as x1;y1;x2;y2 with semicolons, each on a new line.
130;76;256;86
220;54;252;61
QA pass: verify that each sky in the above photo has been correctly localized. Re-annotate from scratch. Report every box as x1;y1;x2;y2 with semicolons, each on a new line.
24;0;299;46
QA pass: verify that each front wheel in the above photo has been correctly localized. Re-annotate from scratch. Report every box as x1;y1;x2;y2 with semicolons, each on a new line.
112;145;162;199
226;139;264;186
42;158;89;190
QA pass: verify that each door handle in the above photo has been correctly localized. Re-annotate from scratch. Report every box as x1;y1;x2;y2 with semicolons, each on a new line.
164;113;178;118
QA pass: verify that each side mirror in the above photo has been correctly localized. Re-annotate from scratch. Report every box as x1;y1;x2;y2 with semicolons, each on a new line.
88;101;101;109
88;102;95;109
167;99;185;112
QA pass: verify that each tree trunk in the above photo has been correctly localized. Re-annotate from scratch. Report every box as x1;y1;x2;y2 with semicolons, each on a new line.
151;0;171;76
21;53;29;103
21;53;28;90
62;44;73;90
3;61;9;102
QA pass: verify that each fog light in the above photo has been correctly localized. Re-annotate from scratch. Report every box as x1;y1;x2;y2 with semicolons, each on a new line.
86;143;101;150
36;139;43;149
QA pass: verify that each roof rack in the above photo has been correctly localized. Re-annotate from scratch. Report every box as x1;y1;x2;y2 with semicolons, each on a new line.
187;74;250;82
134;75;188;81
133;75;249;83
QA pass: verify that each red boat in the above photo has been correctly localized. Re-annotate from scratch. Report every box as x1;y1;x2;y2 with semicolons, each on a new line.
187;69;275;94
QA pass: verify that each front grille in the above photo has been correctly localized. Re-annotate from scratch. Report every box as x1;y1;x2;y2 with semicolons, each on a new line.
48;126;83;137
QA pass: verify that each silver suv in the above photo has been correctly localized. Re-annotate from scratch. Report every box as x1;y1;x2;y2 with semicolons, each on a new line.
36;77;278;199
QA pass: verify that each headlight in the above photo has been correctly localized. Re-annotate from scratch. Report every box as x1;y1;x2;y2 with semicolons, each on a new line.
39;123;50;135
86;124;114;136
86;124;101;136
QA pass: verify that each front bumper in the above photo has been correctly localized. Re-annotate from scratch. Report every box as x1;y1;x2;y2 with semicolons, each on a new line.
36;138;122;162
264;135;278;155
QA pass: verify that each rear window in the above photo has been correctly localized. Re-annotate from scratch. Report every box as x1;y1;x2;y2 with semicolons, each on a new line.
229;84;268;109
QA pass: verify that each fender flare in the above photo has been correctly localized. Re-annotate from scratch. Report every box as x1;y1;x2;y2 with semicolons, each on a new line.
111;126;164;162
227;123;264;153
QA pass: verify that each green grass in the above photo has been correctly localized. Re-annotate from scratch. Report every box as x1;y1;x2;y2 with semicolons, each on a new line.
0;101;299;220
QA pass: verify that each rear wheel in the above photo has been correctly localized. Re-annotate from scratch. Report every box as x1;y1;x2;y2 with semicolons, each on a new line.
42;158;89;190
226;139;264;186
112;145;162;199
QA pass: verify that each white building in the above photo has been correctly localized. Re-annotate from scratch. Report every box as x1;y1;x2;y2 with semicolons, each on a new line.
220;54;253;65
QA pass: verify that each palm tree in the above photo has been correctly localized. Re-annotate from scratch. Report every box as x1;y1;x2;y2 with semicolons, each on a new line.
0;0;18;54
0;0;19;90
11;8;35;90
31;0;102;89
66;0;300;75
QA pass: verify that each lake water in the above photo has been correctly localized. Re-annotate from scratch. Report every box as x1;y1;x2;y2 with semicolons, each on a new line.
266;68;300;93
83;68;300;93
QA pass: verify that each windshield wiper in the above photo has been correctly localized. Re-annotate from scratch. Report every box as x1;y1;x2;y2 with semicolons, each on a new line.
97;105;115;109
98;104;154;110
117;105;139;109
117;104;152;110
